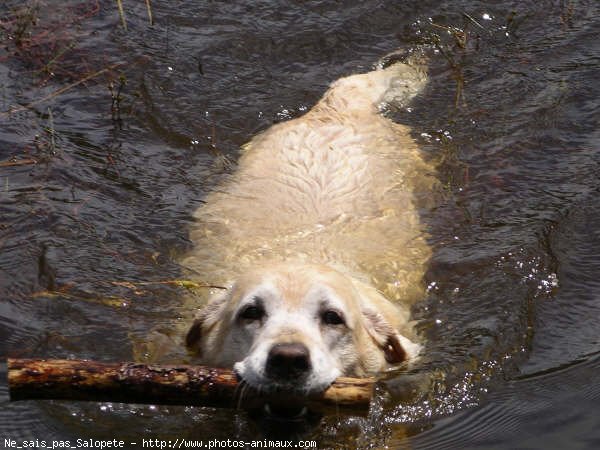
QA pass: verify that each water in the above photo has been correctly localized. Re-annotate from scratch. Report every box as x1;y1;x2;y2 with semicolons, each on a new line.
1;0;599;448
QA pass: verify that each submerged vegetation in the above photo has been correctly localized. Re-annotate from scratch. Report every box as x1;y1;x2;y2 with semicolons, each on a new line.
0;1;153;167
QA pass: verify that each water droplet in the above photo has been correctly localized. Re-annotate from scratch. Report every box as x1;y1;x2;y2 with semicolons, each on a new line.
276;106;293;120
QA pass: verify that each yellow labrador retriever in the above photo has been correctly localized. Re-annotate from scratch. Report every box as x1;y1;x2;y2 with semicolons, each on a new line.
183;53;433;396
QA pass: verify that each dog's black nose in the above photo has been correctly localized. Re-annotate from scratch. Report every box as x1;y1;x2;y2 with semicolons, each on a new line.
266;343;311;380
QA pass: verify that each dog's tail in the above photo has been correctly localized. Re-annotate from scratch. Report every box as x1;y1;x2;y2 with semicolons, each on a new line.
317;50;428;114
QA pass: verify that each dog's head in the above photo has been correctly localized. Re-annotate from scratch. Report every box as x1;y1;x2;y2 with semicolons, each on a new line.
185;263;420;394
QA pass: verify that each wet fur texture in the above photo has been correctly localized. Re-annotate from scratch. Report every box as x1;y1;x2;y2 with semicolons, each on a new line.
183;55;434;394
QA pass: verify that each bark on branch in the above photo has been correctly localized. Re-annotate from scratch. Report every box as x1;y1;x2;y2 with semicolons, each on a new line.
8;358;374;411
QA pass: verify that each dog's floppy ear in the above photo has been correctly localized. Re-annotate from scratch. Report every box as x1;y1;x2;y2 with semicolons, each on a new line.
362;308;408;363
351;279;421;364
185;291;229;355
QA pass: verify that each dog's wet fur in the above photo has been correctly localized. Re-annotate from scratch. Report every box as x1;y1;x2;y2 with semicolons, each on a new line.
183;52;433;404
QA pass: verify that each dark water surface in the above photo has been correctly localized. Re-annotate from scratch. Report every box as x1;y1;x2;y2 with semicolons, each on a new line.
1;1;599;448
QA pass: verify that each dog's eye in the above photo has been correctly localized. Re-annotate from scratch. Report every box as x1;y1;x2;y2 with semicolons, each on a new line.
239;305;265;321
322;309;345;326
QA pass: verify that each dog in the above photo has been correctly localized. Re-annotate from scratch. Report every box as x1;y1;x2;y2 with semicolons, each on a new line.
183;52;434;397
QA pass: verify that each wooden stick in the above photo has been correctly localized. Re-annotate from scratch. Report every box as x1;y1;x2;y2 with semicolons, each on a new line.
7;358;374;411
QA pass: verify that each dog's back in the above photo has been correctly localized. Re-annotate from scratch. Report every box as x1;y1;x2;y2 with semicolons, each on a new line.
183;56;434;305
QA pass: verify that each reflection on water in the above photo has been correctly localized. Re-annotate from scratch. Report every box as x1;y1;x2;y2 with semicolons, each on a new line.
1;0;599;448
